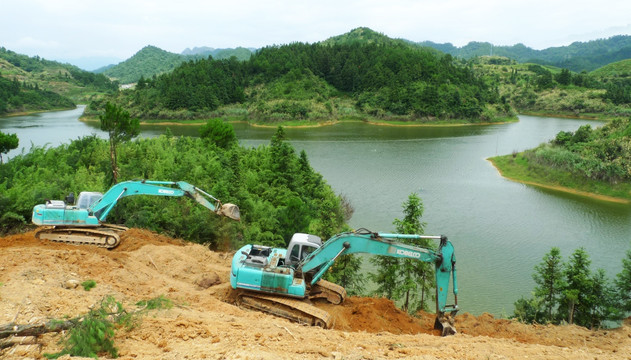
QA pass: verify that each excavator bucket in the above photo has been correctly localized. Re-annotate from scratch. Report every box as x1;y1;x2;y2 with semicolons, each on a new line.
434;312;457;336
219;203;241;221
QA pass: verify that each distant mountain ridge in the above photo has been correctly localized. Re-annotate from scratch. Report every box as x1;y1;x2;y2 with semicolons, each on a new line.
181;46;254;59
416;35;631;72
322;27;631;73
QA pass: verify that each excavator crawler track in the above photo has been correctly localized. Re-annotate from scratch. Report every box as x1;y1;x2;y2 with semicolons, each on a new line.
35;225;127;249
310;279;347;305
236;291;333;329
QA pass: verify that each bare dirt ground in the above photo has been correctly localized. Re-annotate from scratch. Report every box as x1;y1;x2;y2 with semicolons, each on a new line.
1;229;629;359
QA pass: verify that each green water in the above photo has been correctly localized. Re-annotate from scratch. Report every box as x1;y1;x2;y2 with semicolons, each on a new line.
3;109;630;316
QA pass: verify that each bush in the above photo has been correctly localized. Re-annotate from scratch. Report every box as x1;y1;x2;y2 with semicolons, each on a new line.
81;280;97;291
45;296;127;359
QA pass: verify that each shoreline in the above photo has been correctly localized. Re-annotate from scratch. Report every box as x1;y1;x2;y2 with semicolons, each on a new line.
0;105;79;119
487;158;631;205
519;111;612;122
79;115;519;129
364;118;519;127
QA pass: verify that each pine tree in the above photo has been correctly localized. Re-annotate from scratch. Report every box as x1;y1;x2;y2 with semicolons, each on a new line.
393;193;434;313
560;248;592;326
199;118;237;149
369;193;435;313
532;247;565;323
615;250;631;313
325;254;365;296
99;102;139;184
587;268;615;329
269;126;295;187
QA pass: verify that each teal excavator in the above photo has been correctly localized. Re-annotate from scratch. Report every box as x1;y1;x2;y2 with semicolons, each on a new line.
230;228;459;335
31;180;240;248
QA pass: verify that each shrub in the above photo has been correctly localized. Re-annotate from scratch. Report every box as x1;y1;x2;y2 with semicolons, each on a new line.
81;280;97;291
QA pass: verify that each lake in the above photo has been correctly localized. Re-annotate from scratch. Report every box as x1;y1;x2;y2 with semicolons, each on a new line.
2;106;630;316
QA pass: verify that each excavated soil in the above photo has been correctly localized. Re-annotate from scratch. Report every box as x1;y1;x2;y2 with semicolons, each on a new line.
1;229;629;359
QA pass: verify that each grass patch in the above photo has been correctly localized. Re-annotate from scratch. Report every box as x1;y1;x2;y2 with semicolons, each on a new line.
489;153;631;203
81;280;97;291
135;295;173;310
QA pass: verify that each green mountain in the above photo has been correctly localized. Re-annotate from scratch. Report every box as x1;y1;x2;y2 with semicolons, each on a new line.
97;45;253;84
0;47;117;114
97;45;195;84
418;35;631;73
321;27;409;47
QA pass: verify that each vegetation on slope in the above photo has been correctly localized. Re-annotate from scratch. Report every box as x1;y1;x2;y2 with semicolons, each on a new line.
322;27;417;48
0;127;347;248
515;247;631;330
97;46;188;85
97;45;253;84
0;75;75;115
0;47;117;111
420;35;631;72
471;56;631;119
590;58;631;79
489;117;631;202
86;40;510;124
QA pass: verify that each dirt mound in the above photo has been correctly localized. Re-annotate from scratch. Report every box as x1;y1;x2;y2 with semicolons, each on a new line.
317;297;435;335
117;228;187;251
0;230;65;249
1;228;629;359
454;312;629;353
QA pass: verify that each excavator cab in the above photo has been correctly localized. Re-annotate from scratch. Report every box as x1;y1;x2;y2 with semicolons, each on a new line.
285;233;322;267
76;192;103;210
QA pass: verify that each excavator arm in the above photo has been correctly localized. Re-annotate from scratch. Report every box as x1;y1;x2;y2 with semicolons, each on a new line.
90;180;240;222
299;228;459;335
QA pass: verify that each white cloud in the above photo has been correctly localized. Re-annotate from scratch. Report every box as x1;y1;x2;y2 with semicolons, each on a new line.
1;0;631;62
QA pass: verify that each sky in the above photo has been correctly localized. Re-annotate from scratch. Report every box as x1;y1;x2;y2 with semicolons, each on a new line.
2;0;631;70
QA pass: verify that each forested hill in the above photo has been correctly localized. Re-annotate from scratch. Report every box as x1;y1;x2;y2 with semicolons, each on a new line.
0;47;117;115
96;45;253;84
322;27;413;48
417;35;631;73
92;40;509;123
95;46;195;85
